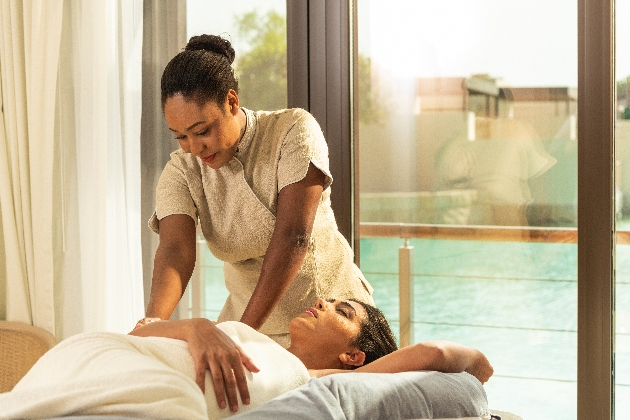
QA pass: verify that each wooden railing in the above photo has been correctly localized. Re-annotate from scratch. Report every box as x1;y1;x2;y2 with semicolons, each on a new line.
361;222;630;244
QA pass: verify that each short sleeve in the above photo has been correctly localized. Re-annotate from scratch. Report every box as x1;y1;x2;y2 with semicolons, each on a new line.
277;111;333;192
147;157;198;234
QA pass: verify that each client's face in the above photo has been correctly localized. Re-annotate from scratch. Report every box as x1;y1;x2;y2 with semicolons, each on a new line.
289;298;366;366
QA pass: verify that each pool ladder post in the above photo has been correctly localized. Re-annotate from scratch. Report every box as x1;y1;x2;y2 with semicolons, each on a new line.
399;237;414;348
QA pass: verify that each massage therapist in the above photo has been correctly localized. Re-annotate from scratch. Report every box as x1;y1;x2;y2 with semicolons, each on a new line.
138;34;374;349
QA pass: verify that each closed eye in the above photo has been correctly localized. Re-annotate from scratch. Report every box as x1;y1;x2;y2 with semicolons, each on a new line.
338;301;357;319
195;128;208;136
327;298;354;319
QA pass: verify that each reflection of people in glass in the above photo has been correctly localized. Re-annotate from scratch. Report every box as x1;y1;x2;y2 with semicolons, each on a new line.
435;117;557;226
1;298;493;419
143;34;373;356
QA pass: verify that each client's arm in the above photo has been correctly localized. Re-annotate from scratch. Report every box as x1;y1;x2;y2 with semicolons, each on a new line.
130;318;259;412
311;340;493;384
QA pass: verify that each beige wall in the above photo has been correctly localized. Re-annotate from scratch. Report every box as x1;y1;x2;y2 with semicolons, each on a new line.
512;101;577;140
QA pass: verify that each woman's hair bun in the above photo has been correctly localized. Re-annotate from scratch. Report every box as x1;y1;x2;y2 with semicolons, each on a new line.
185;34;235;64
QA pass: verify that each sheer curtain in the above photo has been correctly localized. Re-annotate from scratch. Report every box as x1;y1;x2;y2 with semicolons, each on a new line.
0;0;144;339
0;0;64;334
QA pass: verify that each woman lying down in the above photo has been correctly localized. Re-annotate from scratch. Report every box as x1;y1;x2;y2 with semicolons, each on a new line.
0;298;493;420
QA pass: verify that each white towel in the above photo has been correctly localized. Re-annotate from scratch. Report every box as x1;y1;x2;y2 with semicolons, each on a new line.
0;321;310;419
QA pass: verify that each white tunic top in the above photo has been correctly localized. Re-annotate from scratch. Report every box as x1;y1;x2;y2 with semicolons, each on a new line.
150;108;374;335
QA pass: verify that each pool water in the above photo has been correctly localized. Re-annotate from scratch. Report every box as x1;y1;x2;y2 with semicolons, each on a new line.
200;237;630;419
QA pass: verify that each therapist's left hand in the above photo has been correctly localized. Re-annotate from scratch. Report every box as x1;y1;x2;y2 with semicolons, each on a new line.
130;317;259;412
185;318;260;412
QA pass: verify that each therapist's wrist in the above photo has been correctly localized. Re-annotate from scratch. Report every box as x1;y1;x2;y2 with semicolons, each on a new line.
239;312;265;330
134;317;162;330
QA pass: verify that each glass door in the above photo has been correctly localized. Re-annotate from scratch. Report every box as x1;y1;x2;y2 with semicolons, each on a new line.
616;0;630;417
356;1;578;417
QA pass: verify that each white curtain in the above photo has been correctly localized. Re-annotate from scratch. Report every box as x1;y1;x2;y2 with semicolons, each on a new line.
0;0;64;334
0;0;144;339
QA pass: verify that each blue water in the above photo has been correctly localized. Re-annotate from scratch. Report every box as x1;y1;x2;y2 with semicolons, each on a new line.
200;238;630;419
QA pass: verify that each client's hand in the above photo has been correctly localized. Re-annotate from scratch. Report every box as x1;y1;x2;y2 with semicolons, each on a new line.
130;318;259;412
465;350;494;384
185;318;260;412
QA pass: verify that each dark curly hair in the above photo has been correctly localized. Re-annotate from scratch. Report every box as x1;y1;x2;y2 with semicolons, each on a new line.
161;34;239;109
349;299;398;368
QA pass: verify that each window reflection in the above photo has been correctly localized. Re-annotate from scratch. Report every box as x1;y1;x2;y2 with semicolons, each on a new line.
360;74;576;227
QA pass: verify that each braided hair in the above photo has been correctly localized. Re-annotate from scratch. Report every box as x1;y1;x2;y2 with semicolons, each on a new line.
349;299;398;367
161;34;239;109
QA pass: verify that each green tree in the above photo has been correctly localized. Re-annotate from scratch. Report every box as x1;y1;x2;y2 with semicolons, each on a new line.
357;54;387;125
233;9;386;123
234;10;287;110
618;75;630;97
619;75;630;120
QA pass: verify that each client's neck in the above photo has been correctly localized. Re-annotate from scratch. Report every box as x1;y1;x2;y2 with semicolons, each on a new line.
287;344;344;370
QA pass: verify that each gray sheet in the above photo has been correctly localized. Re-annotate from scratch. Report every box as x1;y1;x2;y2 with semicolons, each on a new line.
232;371;488;420
48;371;488;420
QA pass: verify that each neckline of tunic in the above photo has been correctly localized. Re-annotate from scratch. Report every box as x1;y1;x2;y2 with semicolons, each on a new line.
234;107;256;156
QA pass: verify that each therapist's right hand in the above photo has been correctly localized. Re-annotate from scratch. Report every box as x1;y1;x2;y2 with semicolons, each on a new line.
185;318;260;412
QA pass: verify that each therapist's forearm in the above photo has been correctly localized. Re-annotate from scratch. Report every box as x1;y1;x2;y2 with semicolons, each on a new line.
145;243;195;319
239;231;310;330
240;163;324;330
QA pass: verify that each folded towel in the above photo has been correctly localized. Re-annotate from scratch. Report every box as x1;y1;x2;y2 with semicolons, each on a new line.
0;321;309;420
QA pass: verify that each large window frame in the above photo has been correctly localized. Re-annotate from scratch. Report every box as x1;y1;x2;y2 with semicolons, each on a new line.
286;0;616;418
287;0;356;250
578;0;615;418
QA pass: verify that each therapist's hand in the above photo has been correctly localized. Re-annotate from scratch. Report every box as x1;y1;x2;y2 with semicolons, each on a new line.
185;318;260;412
130;318;259;412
